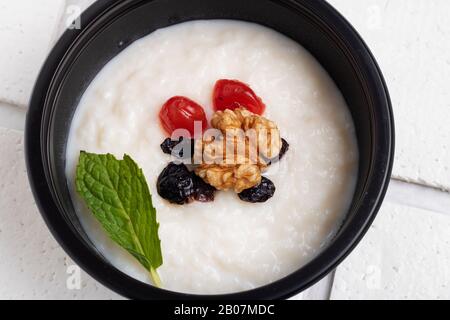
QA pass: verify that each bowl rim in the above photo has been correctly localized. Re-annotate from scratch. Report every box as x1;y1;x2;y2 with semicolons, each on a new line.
25;0;394;300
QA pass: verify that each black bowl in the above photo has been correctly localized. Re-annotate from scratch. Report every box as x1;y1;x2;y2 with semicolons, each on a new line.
25;0;394;300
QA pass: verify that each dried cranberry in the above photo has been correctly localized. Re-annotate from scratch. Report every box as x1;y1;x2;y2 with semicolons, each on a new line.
192;174;216;202
160;137;194;159
157;162;195;204
238;177;276;203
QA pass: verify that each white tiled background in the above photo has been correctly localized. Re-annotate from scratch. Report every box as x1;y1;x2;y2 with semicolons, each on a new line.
0;0;449;300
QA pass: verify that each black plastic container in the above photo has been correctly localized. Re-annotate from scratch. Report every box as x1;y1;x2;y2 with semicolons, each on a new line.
25;0;394;299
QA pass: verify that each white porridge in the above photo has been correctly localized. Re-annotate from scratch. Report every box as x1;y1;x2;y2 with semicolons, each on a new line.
66;20;359;294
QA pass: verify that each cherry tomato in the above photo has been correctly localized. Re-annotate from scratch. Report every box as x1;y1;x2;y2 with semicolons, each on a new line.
159;96;207;137
213;79;266;115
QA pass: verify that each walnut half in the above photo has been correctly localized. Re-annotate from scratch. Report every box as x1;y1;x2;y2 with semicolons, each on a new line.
195;163;261;193
194;108;282;193
211;108;282;160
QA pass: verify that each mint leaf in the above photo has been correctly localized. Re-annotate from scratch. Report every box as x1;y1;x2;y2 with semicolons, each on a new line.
75;151;163;286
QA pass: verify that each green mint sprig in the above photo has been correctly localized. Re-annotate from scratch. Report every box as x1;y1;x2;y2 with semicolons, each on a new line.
76;151;163;287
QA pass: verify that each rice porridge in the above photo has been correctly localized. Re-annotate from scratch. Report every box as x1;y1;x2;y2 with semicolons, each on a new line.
66;20;358;294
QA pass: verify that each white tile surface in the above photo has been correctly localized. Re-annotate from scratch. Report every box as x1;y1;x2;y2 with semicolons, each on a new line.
331;201;450;300
328;0;450;190
0;127;122;299
0;0;65;107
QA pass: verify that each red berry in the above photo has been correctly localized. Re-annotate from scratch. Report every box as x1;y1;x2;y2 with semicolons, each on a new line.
159;96;207;137
213;79;266;115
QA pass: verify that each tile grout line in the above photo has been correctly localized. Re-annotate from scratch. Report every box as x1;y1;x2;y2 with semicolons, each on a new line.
325;270;336;300
0;102;27;131
392;176;450;194
386;178;450;216
0;99;27;110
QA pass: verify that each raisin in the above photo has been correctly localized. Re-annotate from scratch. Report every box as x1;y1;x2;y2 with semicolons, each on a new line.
192;174;216;202
160;137;180;154
157;162;216;204
264;138;290;165
278;138;290;161
160;137;194;159
157;162;195;204
238;177;276;203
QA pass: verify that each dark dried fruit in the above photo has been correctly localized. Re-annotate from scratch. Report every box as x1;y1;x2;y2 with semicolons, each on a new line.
160;137;180;154
192;174;216;202
264;138;290;165
157;162;195;204
238;176;276;203
278;138;290;161
160;137;194;159
157;162;216;204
